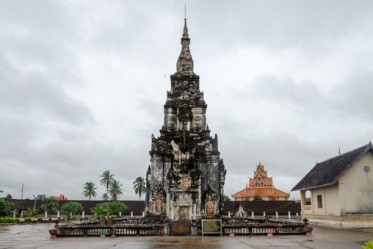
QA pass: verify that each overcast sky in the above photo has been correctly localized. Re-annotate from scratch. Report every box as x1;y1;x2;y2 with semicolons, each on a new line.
1;0;372;201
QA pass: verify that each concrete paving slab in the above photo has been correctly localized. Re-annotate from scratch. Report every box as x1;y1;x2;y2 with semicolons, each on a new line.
0;223;372;249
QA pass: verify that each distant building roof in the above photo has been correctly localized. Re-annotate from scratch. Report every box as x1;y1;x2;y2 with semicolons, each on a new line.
232;163;289;199
232;187;290;199
292;142;373;191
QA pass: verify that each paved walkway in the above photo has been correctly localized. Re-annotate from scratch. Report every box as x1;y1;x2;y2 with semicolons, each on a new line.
0;223;372;249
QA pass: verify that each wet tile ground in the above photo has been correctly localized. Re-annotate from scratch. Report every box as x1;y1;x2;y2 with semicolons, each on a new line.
0;223;372;249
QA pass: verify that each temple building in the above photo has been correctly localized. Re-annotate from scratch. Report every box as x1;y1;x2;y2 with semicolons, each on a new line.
232;163;289;201
145;18;226;221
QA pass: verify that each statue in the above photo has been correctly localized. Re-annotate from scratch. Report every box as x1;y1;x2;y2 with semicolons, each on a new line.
205;195;214;216
155;191;163;213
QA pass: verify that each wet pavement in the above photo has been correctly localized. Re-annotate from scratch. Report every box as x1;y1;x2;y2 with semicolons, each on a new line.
0;223;372;249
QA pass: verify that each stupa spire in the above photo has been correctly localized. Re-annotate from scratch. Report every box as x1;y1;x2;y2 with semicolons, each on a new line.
176;17;194;75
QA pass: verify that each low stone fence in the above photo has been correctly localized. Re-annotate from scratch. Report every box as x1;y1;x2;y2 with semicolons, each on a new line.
56;224;164;237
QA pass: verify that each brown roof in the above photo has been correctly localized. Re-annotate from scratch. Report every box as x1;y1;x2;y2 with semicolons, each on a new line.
11;199;145;215
232;187;289;199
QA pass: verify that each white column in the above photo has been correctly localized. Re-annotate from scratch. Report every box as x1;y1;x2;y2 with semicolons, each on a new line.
45;211;48;218
131;211;133;217
82;211;85;219
142;211;145;217
288;211;291;219
119;211;122;217
20;210;24;218
57;211;60;218
251;211;254;218
263;211;266;218
13;210;16;218
275;211;278;219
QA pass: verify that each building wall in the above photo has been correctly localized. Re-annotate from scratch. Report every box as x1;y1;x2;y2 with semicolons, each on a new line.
338;153;373;214
309;184;340;215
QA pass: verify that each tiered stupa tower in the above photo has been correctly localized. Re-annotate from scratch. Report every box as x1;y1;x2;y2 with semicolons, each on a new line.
145;18;226;221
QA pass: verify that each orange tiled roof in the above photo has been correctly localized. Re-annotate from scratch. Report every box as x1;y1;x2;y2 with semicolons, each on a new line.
232;187;289;198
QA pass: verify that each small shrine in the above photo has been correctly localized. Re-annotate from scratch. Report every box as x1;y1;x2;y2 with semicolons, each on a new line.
232;163;289;201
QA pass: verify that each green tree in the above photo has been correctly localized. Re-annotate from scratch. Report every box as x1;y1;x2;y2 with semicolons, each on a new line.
41;196;59;214
61;201;83;220
109;180;123;200
91;201;127;217
91;202;111;217
101;193;109;201
253;193;262;201
100;170;114;196
82;181;97;200
0;198;11;216
24;208;38;217
107;201;127;215
223;194;231;202
133;177;146;201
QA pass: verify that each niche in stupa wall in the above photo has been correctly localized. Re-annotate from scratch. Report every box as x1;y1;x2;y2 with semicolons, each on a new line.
165;108;177;131
192;108;205;131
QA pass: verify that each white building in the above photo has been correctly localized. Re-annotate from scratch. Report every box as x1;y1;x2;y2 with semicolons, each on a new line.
292;142;373;217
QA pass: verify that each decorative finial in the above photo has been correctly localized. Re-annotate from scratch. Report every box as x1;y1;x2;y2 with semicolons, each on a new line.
184;3;187;19
176;14;194;75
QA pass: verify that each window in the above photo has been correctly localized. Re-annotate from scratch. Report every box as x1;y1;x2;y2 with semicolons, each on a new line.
317;195;323;208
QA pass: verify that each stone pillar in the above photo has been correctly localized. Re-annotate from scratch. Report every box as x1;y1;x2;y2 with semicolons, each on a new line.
131;211;133;217
13;210;16;218
70;212;72;219
288;211;291;219
275;211;278;219
119;211;121;217
20;210;24;218
45;211;48;218
263;211;266;218
57;211;60;218
142;211;145;217
251;211;254;218
82;211;85;219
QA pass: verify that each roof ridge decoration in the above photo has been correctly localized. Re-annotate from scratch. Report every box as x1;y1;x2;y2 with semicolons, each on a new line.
176;18;195;75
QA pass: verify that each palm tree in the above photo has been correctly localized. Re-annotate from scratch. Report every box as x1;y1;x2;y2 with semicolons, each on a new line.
109;179;123;200
82;181;97;200
100;170;114;195
101;193;109;201
133;177;146;201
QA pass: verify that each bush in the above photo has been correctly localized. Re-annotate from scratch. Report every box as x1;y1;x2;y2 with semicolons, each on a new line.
0;217;19;223
61;202;83;216
363;241;373;249
91;201;127;217
41;196;59;214
24;208;38;217
0;198;12;216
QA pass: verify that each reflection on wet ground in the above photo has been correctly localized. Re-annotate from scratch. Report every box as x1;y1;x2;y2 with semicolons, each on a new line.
0;223;372;249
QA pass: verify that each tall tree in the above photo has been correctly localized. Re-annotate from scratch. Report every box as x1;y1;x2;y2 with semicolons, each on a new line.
109;180;123;201
133;177;146;201
82;181;97;201
100;170;114;195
